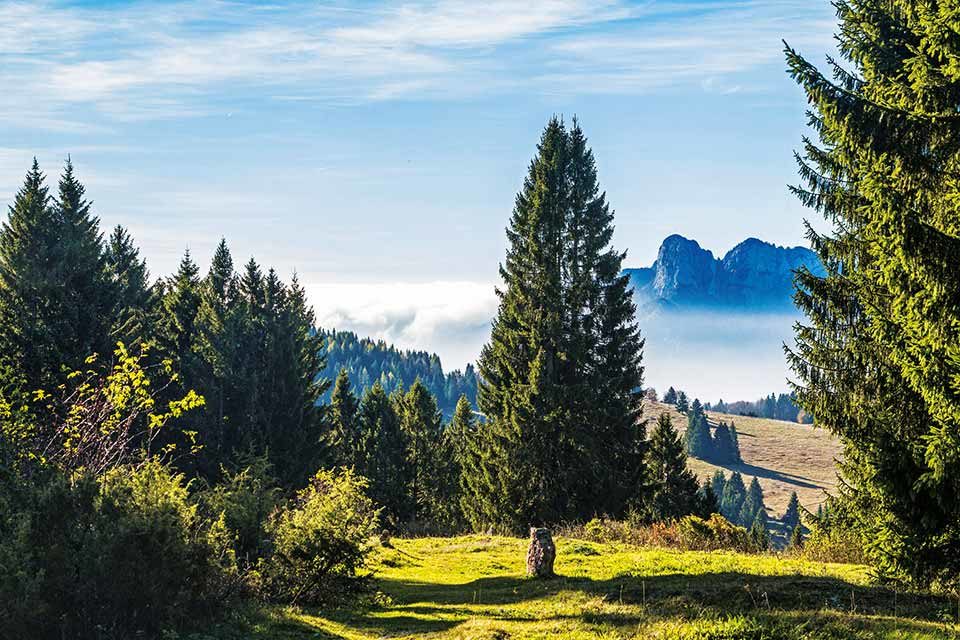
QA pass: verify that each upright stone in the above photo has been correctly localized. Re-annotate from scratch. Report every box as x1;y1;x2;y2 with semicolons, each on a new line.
526;527;556;577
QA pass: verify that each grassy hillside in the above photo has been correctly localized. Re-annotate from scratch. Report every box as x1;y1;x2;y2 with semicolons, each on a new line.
644;401;841;518
235;535;957;639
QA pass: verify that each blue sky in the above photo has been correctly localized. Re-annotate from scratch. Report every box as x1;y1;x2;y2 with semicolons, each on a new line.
0;0;838;397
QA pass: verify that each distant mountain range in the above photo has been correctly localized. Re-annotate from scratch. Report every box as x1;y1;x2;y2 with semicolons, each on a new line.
623;235;824;312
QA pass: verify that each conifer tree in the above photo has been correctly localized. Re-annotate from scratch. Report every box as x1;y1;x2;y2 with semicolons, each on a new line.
684;399;711;458
663;387;678;405
720;471;746;523
699;482;719;518
645;414;701;522
397;379;443;523
710;469;727;501
675;391;689;414
785;1;960;586
788;521;804;551
466;117;645;531
358;382;409;525
749;509;770;552
0;160;116;392
329;368;361;469
106;225;155;346
157;250;202;381
783;491;801;534
739;477;766;528
711;421;741;464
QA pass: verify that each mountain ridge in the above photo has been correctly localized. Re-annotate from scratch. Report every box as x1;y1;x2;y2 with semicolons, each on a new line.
624;234;823;311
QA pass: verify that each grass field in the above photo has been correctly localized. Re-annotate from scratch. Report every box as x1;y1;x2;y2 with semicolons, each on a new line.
225;535;959;639
645;401;842;518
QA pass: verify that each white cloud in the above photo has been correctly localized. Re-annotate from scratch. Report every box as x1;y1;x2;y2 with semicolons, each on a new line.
304;281;497;371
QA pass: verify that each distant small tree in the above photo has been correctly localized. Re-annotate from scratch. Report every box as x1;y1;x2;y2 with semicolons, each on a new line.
710;469;726;500
720;471;746;523
711;421;741;464
645;413;701;522
788;521;804;550
698;482;720;517
749;509;770;552
738;477;766;528
663;387;678;405
675;391;689;414
783;491;801;534
684;399;711;458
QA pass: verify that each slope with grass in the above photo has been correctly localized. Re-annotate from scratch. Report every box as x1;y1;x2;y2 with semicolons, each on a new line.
646;401;841;518
237;535;958;639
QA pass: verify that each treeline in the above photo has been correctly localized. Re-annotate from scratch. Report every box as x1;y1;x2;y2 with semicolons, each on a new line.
318;328;478;417
657;388;742;464
706;393;811;424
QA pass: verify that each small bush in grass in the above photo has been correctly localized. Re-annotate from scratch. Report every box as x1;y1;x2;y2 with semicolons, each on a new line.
677;513;752;552
257;468;379;605
793;523;867;565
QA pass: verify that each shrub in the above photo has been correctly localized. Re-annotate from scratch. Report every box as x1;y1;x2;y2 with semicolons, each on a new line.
0;460;225;639
257;468;379;605
199;454;280;563
792;523;867;565
677;513;752;552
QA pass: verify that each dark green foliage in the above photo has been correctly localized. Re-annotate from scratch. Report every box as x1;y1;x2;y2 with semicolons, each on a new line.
319;328;477;418
711;420;741;464
0;461;224;639
357;382;409;525
749;508;770;552
396;379;444;523
0;160;117;393
710;392;810;423
663;387;678;405
785;1;960;587
675;391;689;414
720;471;746;524
646;414;702;522
738;477;766;528
329;368;362;469
710;469;726;500
698;482;720;518
684;399;711;458
783;491;801;534
788;520;804;551
105;225;155;346
465;117;646;531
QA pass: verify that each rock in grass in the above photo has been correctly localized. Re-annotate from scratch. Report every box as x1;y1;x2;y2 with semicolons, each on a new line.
526;527;556;577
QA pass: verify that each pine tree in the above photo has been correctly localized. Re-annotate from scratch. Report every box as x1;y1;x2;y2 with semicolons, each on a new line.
466;117;645;531
646;413;701;522
698;482;719;518
738;477;766;528
684;399;711;458
397;379;443;523
675;391;689;414
329;368;361;468
663;387;678;405
710;469;727;501
357;382;409;525
0;160;116;392
749;509;770;552
157;250;202;381
785;2;960;586
783;491;801;534
105;225;155;346
720;471;746;523
711;421;741;464
788;521;804;551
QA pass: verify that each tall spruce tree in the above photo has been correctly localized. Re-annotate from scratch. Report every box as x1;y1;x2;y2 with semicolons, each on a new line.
675;391;689;414
785;1;960;586
739;477;766;528
711;421;741;464
645;413;701;522
720;471;746;523
358;382;410;525
466;117;645;531
783;491;801;534
105;225;155;346
397;379;443;523
329;368;361;469
0;160;116;392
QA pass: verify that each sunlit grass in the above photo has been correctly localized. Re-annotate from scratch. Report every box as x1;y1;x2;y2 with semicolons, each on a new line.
225;535;960;639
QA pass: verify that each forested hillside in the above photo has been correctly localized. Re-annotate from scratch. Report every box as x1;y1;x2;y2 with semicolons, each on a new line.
317;328;478;417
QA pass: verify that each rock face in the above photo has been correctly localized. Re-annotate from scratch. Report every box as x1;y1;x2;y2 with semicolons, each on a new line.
526;527;556;578
623;235;824;311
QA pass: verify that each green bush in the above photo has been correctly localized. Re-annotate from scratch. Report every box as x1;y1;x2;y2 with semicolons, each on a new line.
677;513;751;552
0;460;225;639
199;455;280;563
257;468;379;604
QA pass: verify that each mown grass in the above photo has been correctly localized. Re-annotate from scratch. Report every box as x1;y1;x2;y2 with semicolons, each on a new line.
647;401;842;517
210;535;960;639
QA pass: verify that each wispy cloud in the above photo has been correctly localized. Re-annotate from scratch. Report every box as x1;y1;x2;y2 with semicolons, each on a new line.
0;0;835;130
